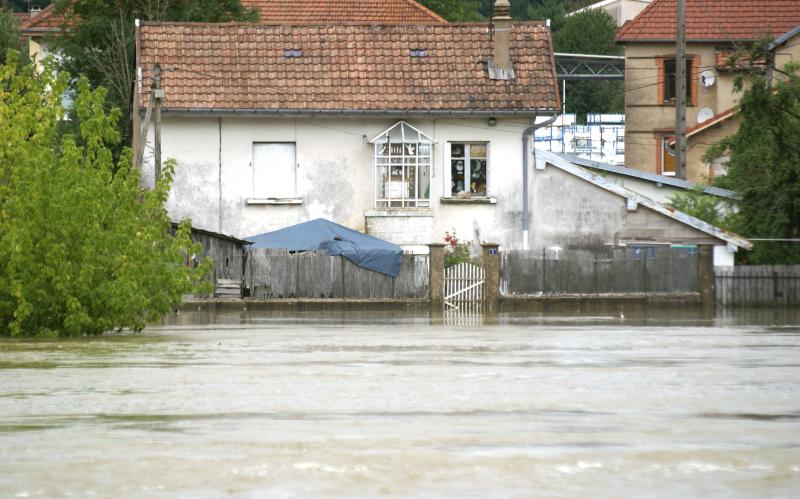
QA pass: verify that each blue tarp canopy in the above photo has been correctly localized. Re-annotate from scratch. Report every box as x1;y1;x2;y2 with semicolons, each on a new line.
245;218;403;277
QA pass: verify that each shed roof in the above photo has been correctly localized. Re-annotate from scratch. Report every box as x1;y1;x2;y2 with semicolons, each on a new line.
241;0;447;24
536;150;752;250
136;22;561;114
616;0;800;43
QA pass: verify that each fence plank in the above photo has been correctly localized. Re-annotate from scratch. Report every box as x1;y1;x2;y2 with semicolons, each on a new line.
714;265;800;308
501;247;698;296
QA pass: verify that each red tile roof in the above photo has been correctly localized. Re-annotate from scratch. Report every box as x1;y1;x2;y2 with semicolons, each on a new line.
241;0;447;24
616;0;800;42
20;0;446;35
136;22;560;114
19;4;63;34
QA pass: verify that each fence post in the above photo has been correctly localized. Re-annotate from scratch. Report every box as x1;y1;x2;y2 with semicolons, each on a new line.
429;243;445;306
482;243;501;308
698;244;715;308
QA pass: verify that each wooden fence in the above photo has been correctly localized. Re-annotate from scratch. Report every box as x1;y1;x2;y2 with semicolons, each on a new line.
501;247;699;295
715;265;800;307
444;263;484;305
247;249;428;299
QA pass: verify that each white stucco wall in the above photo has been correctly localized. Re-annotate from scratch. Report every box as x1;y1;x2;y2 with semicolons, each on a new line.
143;115;533;248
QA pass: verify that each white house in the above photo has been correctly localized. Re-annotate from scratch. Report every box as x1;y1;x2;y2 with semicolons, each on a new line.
134;1;750;262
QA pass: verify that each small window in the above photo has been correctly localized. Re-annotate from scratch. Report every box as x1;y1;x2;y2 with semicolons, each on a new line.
449;143;488;197
252;143;297;198
283;49;303;58
370;121;433;208
409;48;428;57
661;57;695;105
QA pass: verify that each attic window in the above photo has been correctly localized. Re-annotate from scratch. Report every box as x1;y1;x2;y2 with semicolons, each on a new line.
409;49;428;58
283;49;303;58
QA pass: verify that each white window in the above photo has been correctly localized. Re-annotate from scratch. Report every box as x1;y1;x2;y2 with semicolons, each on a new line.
370;121;433;208
449;143;488;197
252;142;296;199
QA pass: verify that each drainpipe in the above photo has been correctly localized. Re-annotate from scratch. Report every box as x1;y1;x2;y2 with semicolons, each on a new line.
522;114;559;250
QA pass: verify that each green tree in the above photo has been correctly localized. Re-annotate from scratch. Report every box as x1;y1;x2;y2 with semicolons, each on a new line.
704;62;800;264
0;7;23;65
668;185;736;229
0;53;210;337
419;0;484;21
552;8;623;120
51;0;258;147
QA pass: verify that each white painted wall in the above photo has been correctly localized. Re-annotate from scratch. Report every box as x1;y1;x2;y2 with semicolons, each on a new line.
143;115;533;249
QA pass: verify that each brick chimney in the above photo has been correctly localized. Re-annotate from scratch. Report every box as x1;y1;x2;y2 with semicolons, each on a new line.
489;0;515;80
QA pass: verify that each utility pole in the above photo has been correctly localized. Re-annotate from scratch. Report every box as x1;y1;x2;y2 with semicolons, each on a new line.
152;63;163;182
675;0;687;179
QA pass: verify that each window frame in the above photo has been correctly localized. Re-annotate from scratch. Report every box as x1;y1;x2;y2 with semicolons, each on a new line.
655;133;677;177
657;55;698;106
249;142;299;202
446;141;490;198
369;121;434;209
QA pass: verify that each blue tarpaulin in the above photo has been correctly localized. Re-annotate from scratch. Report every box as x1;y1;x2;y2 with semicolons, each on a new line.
245;218;403;277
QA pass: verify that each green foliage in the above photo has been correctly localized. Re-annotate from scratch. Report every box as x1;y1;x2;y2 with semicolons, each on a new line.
51;0;259;146
0;54;211;337
703;63;800;264
0;7;24;66
443;230;478;267
668;185;736;229
419;0;484;21
552;8;623;119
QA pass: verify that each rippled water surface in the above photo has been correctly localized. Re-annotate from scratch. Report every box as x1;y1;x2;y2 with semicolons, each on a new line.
1;309;800;498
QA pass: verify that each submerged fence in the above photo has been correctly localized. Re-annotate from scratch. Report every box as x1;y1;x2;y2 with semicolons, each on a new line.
715;265;800;307
501;247;699;295
247;249;429;299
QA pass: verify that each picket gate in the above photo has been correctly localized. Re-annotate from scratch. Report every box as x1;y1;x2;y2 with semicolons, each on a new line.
444;263;484;309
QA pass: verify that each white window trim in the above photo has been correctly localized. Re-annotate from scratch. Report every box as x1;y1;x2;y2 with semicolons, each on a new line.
370;121;434;209
249;142;300;203
445;141;491;199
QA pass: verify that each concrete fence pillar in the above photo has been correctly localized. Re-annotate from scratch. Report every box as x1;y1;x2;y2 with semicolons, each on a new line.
698;244;715;308
428;243;445;306
482;243;501;307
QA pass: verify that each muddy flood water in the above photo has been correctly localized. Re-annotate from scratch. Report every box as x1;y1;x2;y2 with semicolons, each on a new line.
1;308;800;498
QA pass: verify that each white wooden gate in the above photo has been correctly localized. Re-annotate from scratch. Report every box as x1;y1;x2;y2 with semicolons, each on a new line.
444;263;485;309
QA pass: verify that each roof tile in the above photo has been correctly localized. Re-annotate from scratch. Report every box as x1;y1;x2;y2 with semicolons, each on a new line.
137;22;559;113
617;0;800;42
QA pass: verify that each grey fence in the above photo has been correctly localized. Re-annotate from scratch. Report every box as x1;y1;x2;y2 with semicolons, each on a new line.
247;249;429;299
501;247;699;295
715;265;800;307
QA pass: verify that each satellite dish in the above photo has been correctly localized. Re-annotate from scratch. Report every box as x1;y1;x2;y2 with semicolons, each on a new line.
697;107;715;123
700;70;716;88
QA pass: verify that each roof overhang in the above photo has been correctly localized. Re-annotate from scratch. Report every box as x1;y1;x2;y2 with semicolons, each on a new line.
157;108;560;118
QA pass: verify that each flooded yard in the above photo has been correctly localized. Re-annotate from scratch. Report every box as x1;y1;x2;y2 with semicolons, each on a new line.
1;309;799;498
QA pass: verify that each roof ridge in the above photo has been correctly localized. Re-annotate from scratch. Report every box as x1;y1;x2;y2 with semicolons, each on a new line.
615;0;662;41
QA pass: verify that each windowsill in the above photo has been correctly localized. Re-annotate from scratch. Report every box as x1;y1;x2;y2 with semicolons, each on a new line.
246;197;303;205
659;102;695;107
440;196;496;205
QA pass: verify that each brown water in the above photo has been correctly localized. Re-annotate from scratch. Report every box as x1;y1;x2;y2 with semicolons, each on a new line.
1;309;799;498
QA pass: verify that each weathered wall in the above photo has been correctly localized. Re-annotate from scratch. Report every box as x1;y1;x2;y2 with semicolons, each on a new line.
144;115;533;249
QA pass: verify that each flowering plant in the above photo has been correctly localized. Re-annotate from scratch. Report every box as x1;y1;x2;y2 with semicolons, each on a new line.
443;229;473;267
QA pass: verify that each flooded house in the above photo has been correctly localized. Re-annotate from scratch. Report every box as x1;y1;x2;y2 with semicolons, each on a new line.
133;0;749;265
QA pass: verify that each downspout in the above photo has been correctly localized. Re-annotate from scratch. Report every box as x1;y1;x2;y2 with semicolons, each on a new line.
522;113;559;250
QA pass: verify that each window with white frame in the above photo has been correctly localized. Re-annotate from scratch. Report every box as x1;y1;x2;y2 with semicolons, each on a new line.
370;121;433;208
449;143;488;196
252;142;297;199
